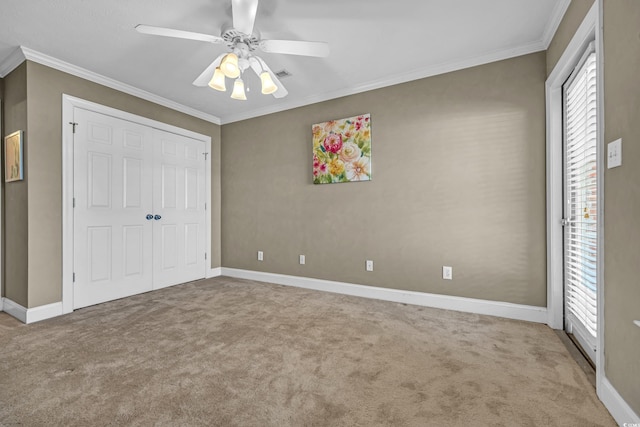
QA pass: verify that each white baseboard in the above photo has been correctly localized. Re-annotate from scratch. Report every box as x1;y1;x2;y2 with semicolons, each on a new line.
0;297;4;312
221;268;548;323
27;302;64;323
1;298;63;324
207;267;222;278
2;298;27;323
598;376;640;425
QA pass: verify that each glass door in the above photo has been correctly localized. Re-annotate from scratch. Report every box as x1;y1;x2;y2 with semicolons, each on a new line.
562;45;598;364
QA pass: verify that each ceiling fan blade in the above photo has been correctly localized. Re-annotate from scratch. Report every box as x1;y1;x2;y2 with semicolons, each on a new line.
232;0;259;35
193;53;227;87
135;24;224;44
260;39;329;57
249;57;288;98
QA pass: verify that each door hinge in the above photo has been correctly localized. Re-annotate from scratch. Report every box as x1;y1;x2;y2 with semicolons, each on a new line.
69;122;78;133
73;197;76;208
73;272;76;282
205;203;207;211
203;152;209;160
205;253;207;260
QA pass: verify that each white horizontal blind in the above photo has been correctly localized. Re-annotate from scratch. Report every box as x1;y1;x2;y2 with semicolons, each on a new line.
563;49;598;341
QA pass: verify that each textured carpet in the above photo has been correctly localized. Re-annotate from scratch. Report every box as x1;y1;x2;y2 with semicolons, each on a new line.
0;277;614;426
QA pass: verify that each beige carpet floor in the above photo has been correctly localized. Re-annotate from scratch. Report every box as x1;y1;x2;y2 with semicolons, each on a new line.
0;277;614;426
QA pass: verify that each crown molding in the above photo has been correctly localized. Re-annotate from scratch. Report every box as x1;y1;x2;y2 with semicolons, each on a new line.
541;0;572;48
221;40;547;124
0;46;222;125
1;15;566;127
0;47;27;77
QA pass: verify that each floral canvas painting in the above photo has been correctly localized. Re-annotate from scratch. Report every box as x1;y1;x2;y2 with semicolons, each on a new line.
312;114;371;184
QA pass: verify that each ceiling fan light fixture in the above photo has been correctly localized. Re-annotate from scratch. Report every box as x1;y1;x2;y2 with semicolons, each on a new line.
220;53;240;78
230;78;247;100
260;72;278;95
208;67;227;91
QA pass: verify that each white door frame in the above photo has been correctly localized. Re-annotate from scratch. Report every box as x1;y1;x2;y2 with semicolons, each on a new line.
545;0;604;386
62;94;212;314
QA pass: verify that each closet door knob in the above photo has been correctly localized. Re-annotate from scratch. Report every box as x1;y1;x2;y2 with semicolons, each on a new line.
146;214;153;220
154;214;162;220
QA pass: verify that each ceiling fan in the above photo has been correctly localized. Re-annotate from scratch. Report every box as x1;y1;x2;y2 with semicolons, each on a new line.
135;0;329;100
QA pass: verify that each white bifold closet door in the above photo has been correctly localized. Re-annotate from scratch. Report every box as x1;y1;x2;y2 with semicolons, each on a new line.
73;108;206;309
562;46;598;363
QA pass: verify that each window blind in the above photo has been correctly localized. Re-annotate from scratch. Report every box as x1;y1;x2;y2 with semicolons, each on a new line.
563;49;598;340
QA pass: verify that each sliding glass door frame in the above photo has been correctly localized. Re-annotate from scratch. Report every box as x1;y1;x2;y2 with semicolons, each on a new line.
545;1;604;387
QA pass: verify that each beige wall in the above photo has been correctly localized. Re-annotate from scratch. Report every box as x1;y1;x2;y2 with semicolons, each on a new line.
602;0;640;414
222;52;547;306
546;0;595;76
4;61;222;308
2;63;28;306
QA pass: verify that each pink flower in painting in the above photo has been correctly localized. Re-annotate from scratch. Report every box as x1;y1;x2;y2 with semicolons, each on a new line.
354;115;369;131
313;154;328;176
323;133;343;154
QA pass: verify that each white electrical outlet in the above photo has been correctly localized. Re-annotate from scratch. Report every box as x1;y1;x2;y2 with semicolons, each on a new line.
366;260;374;271
257;251;264;261
299;254;305;265
443;266;453;280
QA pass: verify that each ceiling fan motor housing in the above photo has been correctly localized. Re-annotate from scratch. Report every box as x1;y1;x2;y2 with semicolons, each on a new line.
221;25;260;52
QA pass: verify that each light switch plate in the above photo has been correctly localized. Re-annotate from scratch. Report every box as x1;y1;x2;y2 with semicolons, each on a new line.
443;266;453;280
257;251;264;261
299;254;305;265
608;138;622;169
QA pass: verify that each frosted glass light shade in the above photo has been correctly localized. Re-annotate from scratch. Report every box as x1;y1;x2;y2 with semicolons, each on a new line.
260;72;278;95
220;53;240;78
230;78;247;100
208;67;226;91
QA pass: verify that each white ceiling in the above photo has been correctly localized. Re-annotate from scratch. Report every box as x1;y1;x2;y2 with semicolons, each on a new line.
0;0;569;124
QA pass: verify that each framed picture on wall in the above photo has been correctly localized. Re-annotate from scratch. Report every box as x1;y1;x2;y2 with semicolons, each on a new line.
312;114;372;184
5;130;24;182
